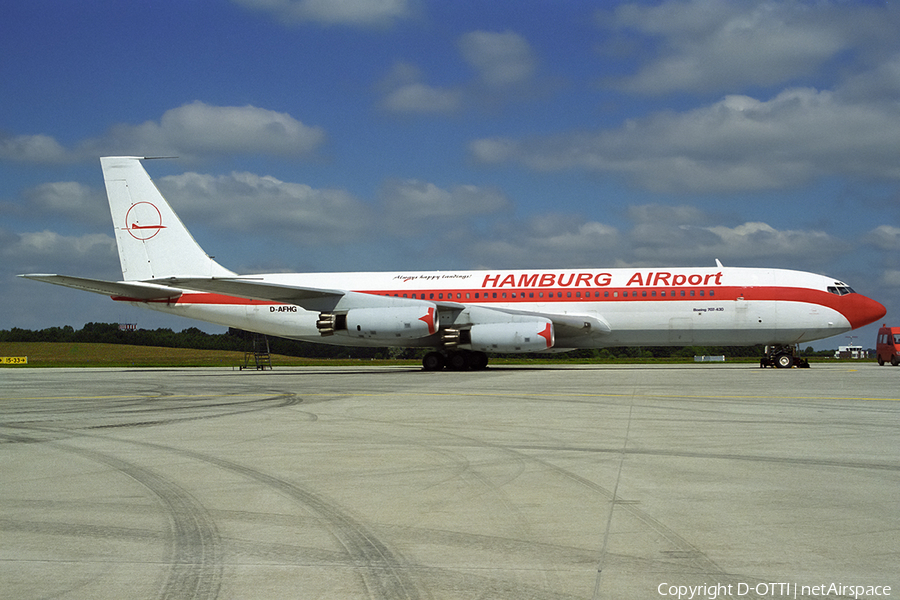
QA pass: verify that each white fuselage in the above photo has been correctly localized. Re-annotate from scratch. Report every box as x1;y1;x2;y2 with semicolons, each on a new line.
124;265;869;349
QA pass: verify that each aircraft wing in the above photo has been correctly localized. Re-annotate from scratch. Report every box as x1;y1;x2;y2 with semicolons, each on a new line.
158;277;344;305
18;274;182;300
161;276;468;313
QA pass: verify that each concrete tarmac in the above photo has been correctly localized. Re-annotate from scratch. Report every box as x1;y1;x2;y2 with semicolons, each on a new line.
1;363;898;600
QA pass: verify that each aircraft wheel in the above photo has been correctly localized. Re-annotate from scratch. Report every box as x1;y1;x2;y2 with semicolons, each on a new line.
775;353;794;369
422;351;445;371
470;351;489;370
447;351;470;371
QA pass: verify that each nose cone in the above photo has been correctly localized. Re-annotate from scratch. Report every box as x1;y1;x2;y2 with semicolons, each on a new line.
844;293;887;330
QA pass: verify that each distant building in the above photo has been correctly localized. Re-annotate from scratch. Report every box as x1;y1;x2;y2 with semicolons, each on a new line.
834;345;868;359
118;323;137;332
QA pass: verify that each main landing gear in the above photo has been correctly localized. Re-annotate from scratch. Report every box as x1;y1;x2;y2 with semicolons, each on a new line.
422;350;489;371
759;344;810;369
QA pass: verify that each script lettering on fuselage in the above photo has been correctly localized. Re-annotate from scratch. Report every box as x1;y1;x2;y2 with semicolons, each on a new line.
480;271;723;288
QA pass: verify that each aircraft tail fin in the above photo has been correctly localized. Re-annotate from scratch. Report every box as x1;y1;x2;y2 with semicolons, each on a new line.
100;156;235;281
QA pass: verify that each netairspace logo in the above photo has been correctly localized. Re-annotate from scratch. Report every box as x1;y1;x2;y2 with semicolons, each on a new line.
657;582;892;600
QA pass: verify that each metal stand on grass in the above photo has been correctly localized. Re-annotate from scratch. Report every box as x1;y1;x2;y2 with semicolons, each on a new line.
241;333;272;370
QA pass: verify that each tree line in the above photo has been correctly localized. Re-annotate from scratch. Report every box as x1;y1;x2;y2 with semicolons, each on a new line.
0;323;831;360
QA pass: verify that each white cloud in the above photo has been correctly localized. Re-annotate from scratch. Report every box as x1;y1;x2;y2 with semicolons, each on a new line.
380;179;510;227
233;0;412;27
14;231;114;256
464;214;621;269
0;133;71;163
694;221;843;262
458;31;536;89
25;182;108;224
842;53;900;102
158;171;370;245
381;83;463;114
379;30;539;114
91;102;326;159
470;87;900;193
881;270;900;287
605;0;874;95
458;203;849;271
865;225;900;251
3;229;118;276
1;103;327;164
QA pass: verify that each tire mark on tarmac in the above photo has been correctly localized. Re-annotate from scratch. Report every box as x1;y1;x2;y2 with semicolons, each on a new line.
35;439;223;600
129;439;425;600
0;392;311;438
12;428;425;600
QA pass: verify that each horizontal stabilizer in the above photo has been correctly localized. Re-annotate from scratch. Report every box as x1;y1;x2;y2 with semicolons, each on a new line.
18;274;182;300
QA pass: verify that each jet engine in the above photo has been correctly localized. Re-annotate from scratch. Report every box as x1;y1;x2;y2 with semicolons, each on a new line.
467;320;554;353
319;305;438;340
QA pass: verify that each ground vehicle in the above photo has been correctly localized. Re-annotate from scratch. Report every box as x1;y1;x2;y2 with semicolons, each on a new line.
759;344;810;368
875;325;900;366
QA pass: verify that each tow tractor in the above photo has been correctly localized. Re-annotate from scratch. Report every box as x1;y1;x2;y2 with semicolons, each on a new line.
759;344;810;368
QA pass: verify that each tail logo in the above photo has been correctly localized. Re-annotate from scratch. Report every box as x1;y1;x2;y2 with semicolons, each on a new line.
123;202;166;240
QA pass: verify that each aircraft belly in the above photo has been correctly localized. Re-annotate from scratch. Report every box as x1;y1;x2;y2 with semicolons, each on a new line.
596;301;849;347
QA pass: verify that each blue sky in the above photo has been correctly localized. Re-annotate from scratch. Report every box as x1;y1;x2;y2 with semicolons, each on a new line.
3;0;899;349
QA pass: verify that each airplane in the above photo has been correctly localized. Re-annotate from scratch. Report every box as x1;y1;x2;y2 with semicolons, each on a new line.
20;156;886;370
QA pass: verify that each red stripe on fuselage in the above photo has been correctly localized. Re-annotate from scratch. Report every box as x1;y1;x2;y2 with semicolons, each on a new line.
111;285;845;310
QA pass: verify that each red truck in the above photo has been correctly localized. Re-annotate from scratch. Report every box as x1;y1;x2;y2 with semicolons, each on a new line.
876;325;900;365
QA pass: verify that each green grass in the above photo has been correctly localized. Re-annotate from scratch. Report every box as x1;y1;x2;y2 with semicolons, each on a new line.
0;342;417;368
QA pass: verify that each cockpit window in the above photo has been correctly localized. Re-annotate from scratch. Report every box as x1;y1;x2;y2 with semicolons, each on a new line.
827;285;855;296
